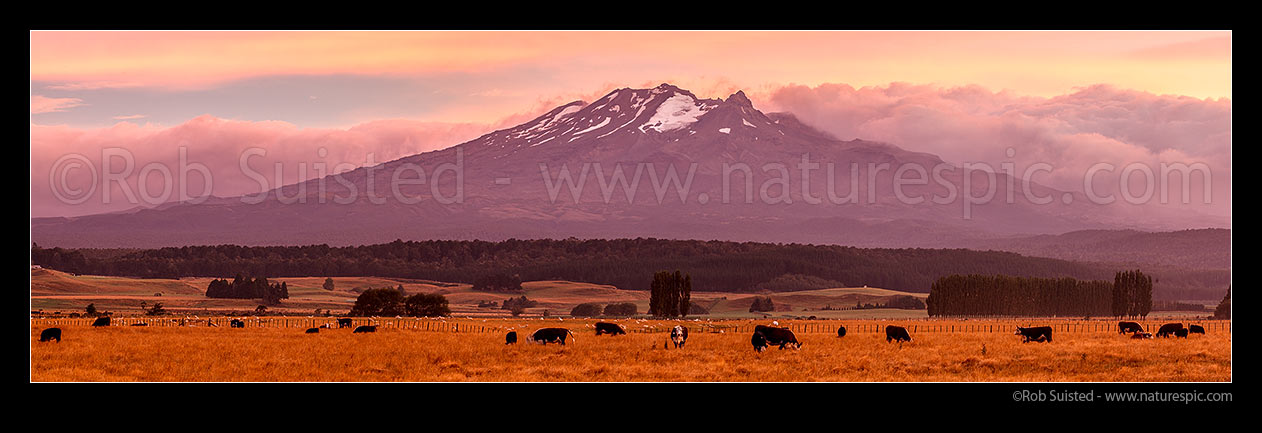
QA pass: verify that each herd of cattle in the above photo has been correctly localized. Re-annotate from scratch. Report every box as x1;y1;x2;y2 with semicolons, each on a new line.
35;318;1212;350
1117;321;1205;339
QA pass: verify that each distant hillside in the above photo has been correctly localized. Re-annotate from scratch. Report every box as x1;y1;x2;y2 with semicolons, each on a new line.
967;229;1230;269
30;238;1228;299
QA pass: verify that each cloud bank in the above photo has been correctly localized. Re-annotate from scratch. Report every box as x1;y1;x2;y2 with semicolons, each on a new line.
764;83;1231;220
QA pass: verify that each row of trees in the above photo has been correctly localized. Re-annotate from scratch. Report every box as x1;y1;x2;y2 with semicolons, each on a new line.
570;302;638;317
348;288;450;317
34;239;1175;295
926;270;1165;317
926;274;1113;317
648;270;692;317
206;275;290;305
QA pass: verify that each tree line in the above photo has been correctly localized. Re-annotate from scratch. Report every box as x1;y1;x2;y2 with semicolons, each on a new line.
926;270;1157;317
31;239;1161;294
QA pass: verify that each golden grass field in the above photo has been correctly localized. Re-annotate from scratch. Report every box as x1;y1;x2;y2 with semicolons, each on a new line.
30;318;1230;382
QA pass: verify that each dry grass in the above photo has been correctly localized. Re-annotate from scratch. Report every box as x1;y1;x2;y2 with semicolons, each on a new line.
30;319;1230;382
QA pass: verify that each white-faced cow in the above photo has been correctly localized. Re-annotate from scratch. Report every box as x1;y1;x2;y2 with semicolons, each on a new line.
885;325;911;343
594;322;627;336
1014;326;1053;343
751;331;768;352
1118;321;1144;334
39;327;62;343
670;325;688;348
530;328;575;345
754;324;801;350
1156;323;1184;338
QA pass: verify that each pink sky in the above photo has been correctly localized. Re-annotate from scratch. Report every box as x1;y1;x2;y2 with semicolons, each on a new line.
30;31;1231;218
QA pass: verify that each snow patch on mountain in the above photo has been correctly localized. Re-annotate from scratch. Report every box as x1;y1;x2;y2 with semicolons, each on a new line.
639;94;713;133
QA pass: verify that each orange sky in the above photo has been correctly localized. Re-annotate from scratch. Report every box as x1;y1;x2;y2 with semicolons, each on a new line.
31;31;1231;125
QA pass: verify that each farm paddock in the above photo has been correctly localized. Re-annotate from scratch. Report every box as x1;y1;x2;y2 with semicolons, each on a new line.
30;318;1230;382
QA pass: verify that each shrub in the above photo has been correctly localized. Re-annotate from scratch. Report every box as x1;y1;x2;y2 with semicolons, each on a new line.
602;302;637;317
570;303;604;317
404;293;450;317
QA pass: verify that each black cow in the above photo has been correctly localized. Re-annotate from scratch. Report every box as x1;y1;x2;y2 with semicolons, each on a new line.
530;328;575;345
353;325;377;333
594;322;627;336
1014;326;1053;343
91;317;110;327
1131;332;1153;339
337;318;353;329
39;327;62;343
754;325;801;350
885;325;911;343
670;325;688;348
837;326;847;338
230;319;245;328
305;327;319;334
751;331;768;352
131;322;148;327
1118;321;1144;334
1174;329;1189;338
1189;324;1206;334
1156;323;1184;338
505;331;518;345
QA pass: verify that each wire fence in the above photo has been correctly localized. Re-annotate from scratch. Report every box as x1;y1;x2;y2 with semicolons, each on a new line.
29;317;1231;335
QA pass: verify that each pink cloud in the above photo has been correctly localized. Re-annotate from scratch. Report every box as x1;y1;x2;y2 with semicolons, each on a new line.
30;115;503;217
31;95;86;114
763;83;1231;221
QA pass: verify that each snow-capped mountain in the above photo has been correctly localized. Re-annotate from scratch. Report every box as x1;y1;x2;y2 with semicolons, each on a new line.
32;84;1143;248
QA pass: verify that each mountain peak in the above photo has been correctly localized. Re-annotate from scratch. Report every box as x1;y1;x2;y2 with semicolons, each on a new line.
726;90;752;107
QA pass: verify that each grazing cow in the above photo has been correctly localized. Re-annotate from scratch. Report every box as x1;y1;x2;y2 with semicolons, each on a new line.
353;325;377;333
1118;321;1144;334
529;328;575;345
39;327;62;343
505;331;518;345
594;322;627;336
1131;332;1153;339
337;318;353;329
305;327;319;334
91;317;110;327
131;322;148;327
230;319;245;328
837;326;847;338
754;325;801;350
1014;326;1053;343
318;323;332;329
1156;323;1184;338
751;331;768;352
1174;329;1189;338
670;325;688;348
885;325;912;343
1189;324;1206;334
